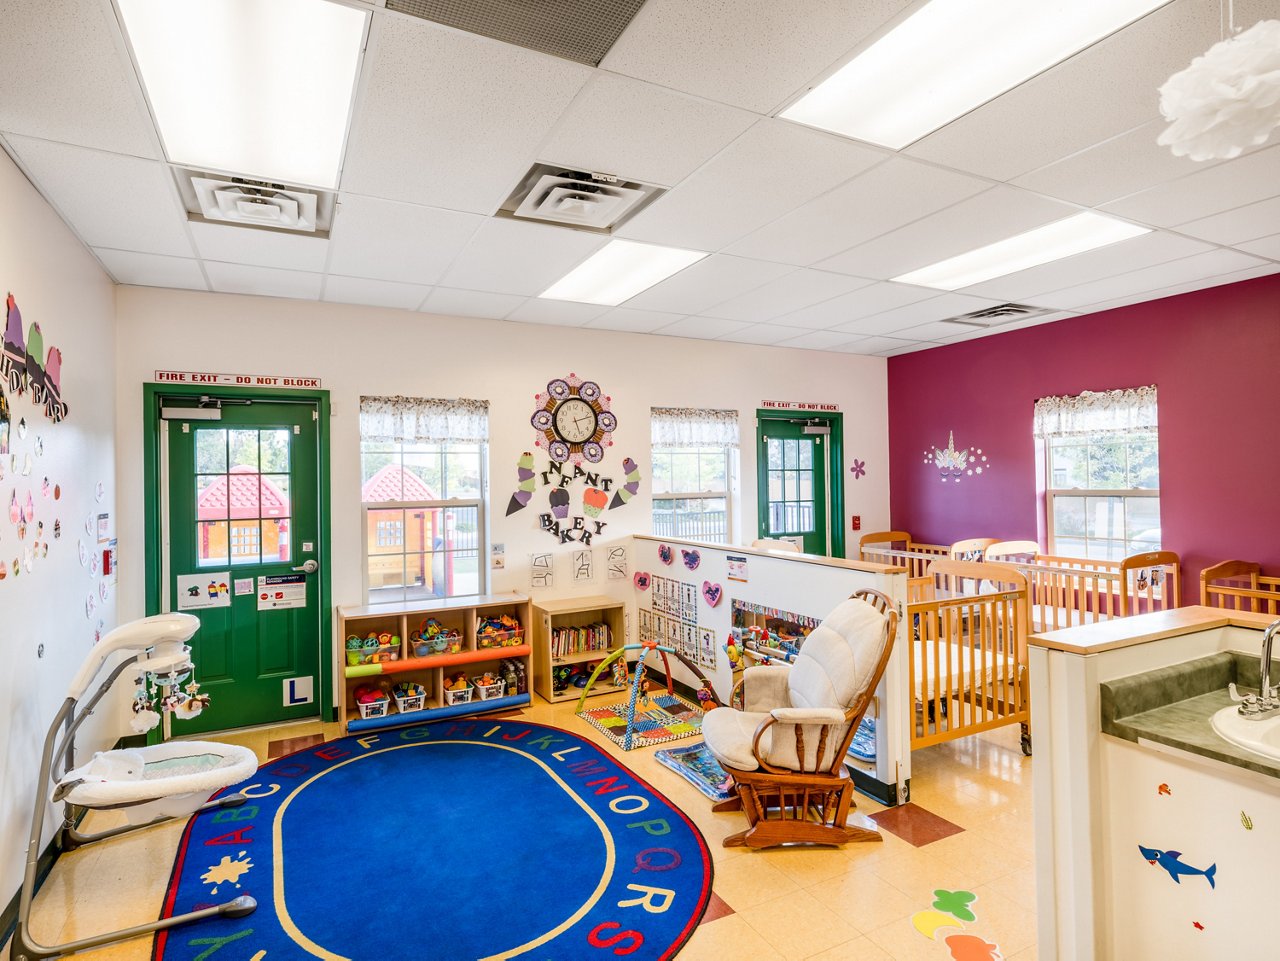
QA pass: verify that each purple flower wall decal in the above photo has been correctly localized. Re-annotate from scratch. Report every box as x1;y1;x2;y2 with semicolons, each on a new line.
850;459;866;479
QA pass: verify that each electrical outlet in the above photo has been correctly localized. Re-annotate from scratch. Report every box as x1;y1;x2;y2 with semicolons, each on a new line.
851;515;861;531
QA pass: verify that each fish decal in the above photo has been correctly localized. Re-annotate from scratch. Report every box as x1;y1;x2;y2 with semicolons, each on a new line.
1158;783;1171;796
1138;845;1216;888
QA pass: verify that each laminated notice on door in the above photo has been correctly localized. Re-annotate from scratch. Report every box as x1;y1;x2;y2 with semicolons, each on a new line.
177;572;231;610
258;573;307;611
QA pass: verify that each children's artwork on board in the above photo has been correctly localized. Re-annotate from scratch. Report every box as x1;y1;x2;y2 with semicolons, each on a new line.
698;627;717;669
727;554;748;583
572;548;594;582
639;609;652;643
652;576;667;612
683;624;698;662
680;582;698;626
606;546;628;580
923;431;989;483
1;294;70;422
530;552;554;590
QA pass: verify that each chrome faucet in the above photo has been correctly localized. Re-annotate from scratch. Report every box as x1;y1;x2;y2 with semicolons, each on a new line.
1232;617;1280;720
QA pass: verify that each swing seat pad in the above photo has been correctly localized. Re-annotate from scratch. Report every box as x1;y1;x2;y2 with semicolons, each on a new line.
55;740;258;809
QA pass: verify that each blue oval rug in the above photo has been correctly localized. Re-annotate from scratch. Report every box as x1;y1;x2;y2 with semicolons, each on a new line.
155;719;713;961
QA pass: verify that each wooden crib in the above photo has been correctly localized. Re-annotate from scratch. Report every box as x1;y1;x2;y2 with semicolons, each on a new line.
908;559;1032;756
1200;560;1280;615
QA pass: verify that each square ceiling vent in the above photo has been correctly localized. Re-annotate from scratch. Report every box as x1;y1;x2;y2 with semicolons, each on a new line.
941;303;1053;328
172;167;336;237
497;164;665;234
385;0;648;66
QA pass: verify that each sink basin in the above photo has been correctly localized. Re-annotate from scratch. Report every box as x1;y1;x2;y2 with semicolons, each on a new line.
1211;705;1280;762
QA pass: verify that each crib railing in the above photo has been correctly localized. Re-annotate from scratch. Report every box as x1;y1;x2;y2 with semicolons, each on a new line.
1201;560;1280;615
909;560;1030;751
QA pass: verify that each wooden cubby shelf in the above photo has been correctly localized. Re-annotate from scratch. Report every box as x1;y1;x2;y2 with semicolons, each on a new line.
532;594;627;704
337;592;534;733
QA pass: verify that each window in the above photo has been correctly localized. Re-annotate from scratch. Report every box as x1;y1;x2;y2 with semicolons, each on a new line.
360;396;488;604
1035;386;1159;561
194;427;291;567
650;408;738;544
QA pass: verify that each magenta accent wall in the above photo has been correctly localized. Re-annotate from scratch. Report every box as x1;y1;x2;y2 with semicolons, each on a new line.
887;273;1280;602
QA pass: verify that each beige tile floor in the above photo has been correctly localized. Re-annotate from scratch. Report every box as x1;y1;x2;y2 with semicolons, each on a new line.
5;697;1037;960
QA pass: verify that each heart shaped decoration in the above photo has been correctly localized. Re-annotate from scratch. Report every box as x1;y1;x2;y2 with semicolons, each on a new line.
681;549;701;571
633;571;651;591
702;581;723;607
658;544;673;565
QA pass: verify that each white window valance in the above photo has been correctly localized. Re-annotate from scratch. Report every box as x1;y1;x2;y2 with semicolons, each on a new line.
650;408;740;448
359;396;489;445
1033;385;1157;439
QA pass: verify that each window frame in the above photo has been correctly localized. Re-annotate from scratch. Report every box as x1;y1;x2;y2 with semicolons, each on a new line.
649;444;737;544
359;438;489;606
1043;430;1160;560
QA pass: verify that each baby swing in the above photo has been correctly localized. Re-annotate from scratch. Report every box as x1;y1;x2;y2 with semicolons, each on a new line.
12;613;260;961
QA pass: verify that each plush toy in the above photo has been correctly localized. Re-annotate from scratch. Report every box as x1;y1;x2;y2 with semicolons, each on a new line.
130;678;160;733
446;672;469;692
696;680;717;711
723;636;743;670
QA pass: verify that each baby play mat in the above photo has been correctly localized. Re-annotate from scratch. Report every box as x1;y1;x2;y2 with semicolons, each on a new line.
155;720;712;961
578;693;706;750
654;742;733;802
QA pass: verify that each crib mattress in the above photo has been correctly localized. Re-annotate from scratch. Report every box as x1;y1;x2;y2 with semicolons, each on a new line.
912;639;1016;702
1029;603;1106;633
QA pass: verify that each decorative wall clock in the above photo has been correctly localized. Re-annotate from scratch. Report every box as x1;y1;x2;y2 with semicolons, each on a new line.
530;374;617;464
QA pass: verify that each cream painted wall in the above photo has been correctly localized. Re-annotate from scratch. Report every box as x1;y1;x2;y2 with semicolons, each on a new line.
114;287;890;633
0;150;118;902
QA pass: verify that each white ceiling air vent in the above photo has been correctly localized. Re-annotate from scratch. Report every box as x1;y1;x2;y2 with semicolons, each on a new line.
172;167;336;237
497;164;665;234
941;303;1053;328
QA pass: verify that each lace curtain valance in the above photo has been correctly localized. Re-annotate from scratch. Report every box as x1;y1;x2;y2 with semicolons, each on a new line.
1033;386;1157;439
359;396;489;445
650;408;740;448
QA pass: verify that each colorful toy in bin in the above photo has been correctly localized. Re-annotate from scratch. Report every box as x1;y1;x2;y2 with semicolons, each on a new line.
346;632;401;666
470;671;506;700
392;681;428;713
353;681;391;718
443;671;472;706
411;617;462;657
477;613;523;648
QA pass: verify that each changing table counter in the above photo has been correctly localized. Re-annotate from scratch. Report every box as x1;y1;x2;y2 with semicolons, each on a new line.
1029;605;1274;655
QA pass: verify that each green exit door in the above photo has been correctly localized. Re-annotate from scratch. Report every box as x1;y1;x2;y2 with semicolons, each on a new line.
756;412;844;557
158;395;325;733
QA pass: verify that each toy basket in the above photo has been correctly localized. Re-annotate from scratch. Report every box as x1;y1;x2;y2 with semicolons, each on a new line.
470;676;507;700
393;688;427;714
476;626;524;650
442;683;472;706
356;697;391;719
346;643;401;667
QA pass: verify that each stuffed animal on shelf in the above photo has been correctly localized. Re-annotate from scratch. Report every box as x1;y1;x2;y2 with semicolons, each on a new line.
696;679;717;712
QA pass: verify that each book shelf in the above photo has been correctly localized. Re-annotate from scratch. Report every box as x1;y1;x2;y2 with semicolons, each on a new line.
336;592;534;733
532;595;627;703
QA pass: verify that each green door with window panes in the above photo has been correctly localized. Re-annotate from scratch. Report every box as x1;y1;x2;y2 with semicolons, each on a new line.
164;400;321;732
758;421;829;555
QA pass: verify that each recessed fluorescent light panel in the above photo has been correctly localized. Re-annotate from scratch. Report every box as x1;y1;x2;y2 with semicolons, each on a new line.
781;0;1171;148
117;0;368;189
893;213;1150;290
540;240;708;306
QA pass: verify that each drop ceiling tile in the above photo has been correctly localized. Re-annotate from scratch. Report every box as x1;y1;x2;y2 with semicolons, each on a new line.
204;262;322;300
831;336;921;354
727;158;989;266
894;320;979;342
880;341;934;357
1012;120;1216;207
623;254;792;314
440;218;606;296
654;315;752;340
904;0;1229;182
615;119;885;251
960;230;1212;303
602;0;911;113
701;269;873;322
0;0;158;157
716;323;816;345
586;308;687;333
340;15;592;213
1176;195;1280;246
506;299;608;327
834;293;1004;337
1039;248;1268;310
1239;233;1280;261
6;136;192;256
1075;263;1280;314
93;248;206;290
323;275;430;310
420;287;524;319
327;194;481;284
778;281;937;329
1101;144;1280;227
775;329;863;351
816;185;1076;280
537;73;756;187
190;222;329;273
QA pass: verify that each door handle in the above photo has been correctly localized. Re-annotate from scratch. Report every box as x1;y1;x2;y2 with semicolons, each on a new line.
292;559;319;574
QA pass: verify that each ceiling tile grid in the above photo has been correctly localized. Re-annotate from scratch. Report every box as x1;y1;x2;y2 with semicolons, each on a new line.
92;248;208;291
326;193;483;284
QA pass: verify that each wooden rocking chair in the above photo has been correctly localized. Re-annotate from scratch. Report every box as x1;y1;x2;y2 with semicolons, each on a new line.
701;589;898;849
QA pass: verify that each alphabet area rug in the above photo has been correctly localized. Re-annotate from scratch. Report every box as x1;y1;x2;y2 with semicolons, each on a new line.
154;719;713;961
